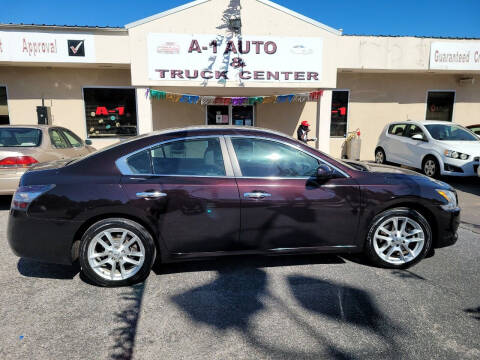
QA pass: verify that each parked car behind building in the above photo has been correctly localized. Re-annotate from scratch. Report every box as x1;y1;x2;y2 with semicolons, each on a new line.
375;120;480;178
0;125;95;194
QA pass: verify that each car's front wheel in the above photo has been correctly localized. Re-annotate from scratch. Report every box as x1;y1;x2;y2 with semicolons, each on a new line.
364;208;432;269
422;156;440;178
79;218;156;287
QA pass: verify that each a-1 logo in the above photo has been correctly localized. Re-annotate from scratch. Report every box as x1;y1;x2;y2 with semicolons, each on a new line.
95;106;125;116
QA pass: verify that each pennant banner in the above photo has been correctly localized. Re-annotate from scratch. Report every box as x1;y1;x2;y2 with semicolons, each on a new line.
149;89;322;105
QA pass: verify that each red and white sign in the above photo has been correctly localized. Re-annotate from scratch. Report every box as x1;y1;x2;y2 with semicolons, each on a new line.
430;42;480;71
147;33;323;83
0;31;96;63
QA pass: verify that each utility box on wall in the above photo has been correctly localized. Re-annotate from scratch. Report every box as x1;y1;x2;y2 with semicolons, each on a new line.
36;106;51;125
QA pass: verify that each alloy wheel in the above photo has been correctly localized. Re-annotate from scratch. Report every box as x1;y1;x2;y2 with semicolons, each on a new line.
372;216;425;265
424;159;436;177
87;228;145;281
375;151;384;164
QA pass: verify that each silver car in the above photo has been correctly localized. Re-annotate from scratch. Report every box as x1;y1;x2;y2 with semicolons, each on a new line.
0;125;95;194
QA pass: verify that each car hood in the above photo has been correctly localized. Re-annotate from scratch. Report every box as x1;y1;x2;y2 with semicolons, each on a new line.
435;140;480;155
345;161;452;189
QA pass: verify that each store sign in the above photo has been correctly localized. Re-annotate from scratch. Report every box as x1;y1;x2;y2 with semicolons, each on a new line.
430;42;480;70
147;33;323;83
0;31;95;62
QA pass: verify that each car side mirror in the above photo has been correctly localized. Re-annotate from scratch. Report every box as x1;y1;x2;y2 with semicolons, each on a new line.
85;139;92;146
316;164;335;181
411;134;426;141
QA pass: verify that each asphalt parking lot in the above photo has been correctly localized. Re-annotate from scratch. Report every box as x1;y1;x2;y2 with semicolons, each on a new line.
0;177;479;360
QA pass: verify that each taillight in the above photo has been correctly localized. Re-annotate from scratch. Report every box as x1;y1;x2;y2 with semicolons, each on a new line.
0;156;39;168
11;185;55;211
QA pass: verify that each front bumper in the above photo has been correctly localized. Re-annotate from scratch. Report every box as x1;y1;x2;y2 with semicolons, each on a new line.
440;157;480;177
434;206;460;248
7;210;82;265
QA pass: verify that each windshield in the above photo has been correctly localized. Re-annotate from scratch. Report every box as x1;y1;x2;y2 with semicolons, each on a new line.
425;124;478;141
0;128;42;147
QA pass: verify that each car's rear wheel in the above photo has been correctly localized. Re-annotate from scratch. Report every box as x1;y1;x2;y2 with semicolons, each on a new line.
79;218;156;287
364;208;432;269
375;148;387;164
422;156;440;178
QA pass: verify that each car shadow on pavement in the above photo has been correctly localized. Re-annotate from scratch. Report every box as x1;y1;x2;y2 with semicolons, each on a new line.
0;195;12;210
464;306;480;321
154;253;345;275
169;265;404;359
17;258;80;280
446;176;480;197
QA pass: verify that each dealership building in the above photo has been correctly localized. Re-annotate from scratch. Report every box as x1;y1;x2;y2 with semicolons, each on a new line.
1;0;479;159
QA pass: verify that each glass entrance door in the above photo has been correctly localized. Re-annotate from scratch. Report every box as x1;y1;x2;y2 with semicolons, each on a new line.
206;105;254;126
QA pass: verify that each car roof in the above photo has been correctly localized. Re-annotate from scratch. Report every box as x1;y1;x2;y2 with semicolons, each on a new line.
148;125;292;138
0;124;50;130
389;120;463;126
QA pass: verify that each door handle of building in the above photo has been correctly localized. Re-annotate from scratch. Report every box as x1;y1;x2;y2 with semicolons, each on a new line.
244;192;272;199
136;191;167;200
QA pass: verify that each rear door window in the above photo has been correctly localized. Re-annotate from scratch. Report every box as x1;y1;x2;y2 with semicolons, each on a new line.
0;128;42;147
388;124;408;137
124;137;226;176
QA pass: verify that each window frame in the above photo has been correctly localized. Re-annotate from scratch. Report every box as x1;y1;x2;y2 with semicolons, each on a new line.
0;84;10;125
330;89;350;138
115;135;234;177
82;86;139;140
425;90;456;122
205;104;256;127
225;135;349;179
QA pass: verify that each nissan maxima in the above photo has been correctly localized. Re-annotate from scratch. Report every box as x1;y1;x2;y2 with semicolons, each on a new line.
8;127;460;286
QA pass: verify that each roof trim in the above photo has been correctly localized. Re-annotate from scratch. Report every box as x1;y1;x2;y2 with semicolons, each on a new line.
125;0;211;29
256;0;342;36
0;23;126;32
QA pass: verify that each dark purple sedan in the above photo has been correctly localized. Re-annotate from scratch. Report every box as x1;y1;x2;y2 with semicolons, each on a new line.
8;127;460;286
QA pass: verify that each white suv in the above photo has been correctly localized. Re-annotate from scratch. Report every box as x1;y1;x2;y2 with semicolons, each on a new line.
375;120;480;177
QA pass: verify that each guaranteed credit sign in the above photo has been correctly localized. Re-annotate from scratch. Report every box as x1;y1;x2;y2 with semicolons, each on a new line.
430;41;480;70
147;33;323;83
0;31;96;63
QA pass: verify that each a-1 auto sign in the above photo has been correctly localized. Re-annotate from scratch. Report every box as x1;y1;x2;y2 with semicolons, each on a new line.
147;33;323;83
430;41;480;71
0;31;95;62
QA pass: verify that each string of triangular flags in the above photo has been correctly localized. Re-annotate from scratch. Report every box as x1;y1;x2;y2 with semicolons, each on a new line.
147;89;323;105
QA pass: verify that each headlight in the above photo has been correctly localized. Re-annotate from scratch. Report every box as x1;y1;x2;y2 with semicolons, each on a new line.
435;189;458;210
444;150;469;160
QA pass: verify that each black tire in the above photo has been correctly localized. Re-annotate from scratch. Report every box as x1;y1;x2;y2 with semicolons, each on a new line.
422;156;440;178
364;208;432;269
374;147;387;164
79;218;156;287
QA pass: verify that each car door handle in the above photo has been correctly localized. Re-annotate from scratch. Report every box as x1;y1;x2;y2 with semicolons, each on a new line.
136;191;167;200
244;192;272;199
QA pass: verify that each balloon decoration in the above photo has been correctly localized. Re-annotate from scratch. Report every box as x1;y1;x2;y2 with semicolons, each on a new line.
147;89;323;105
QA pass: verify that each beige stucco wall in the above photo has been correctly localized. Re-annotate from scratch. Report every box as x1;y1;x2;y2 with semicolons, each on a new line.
330;72;480;160
94;31;130;65
0;66;132;148
152;100;204;130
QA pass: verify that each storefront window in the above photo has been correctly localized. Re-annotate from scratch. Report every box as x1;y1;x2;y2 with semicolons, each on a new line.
207;106;229;125
206;105;254;126
0;86;9;125
426;91;455;122
330;90;349;137
83;88;138;138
